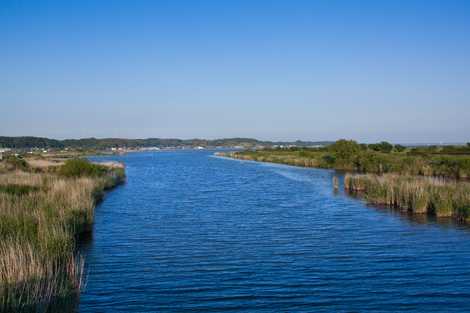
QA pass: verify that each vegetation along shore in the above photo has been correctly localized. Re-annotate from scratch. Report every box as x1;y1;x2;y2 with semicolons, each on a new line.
0;155;125;312
345;174;470;221
219;140;470;222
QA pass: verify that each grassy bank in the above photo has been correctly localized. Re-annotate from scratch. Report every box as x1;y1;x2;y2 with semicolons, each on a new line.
344;174;470;221
0;158;125;312
221;140;470;179
220;140;470;222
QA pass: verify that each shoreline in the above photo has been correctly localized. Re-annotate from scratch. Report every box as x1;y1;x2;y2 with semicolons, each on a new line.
0;157;125;312
218;150;470;224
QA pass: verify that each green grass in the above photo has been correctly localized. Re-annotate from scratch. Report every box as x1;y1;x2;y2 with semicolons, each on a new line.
224;140;470;179
0;159;125;312
0;184;39;196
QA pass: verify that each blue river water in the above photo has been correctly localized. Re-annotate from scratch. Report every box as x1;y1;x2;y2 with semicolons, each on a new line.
80;151;470;312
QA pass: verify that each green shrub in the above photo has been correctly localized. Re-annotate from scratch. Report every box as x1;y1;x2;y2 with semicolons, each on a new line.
58;159;107;178
329;139;361;162
230;141;470;180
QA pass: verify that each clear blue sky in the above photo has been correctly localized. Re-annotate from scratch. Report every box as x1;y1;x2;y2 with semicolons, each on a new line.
1;0;469;143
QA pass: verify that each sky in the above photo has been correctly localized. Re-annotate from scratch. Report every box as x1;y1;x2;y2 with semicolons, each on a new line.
1;0;470;143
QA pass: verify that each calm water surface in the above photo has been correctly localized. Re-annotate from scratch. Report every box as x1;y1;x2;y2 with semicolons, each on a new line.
80;151;470;312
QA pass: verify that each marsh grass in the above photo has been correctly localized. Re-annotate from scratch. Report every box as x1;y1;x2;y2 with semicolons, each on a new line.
224;141;470;179
344;174;470;220
0;159;124;312
0;184;39;196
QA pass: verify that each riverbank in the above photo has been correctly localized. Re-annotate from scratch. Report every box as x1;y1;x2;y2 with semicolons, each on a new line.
218;140;470;222
344;173;470;222
0;156;125;312
218;140;470;179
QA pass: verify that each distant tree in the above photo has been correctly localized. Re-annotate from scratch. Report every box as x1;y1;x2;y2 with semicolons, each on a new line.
329;139;361;161
368;144;377;151
467;142;470;148
394;144;406;153
0;136;63;149
369;141;394;153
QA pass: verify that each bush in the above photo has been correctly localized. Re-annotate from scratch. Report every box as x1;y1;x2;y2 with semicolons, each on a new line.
58;159;107;178
329;139;361;161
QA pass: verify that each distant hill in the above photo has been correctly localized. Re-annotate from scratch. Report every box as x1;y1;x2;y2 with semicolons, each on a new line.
0;136;64;149
0;136;333;149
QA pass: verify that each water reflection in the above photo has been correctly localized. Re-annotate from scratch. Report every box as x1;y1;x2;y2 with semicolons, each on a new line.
370;204;470;231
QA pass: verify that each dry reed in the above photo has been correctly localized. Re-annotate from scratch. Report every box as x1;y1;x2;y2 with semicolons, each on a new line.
344;173;470;220
0;161;124;311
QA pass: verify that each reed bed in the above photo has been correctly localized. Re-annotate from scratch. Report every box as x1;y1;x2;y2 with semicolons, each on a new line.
224;140;470;179
344;174;470;220
222;146;470;221
0;159;124;312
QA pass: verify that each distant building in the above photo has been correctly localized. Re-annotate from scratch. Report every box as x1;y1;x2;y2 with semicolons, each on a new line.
0;148;12;160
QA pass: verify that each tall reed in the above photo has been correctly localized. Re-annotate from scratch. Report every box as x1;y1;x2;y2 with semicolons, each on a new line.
344;174;470;220
0;160;124;311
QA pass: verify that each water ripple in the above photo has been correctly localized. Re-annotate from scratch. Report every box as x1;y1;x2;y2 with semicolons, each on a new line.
80;151;470;312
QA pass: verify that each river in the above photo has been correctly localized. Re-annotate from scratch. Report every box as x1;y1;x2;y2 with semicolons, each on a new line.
79;151;470;312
